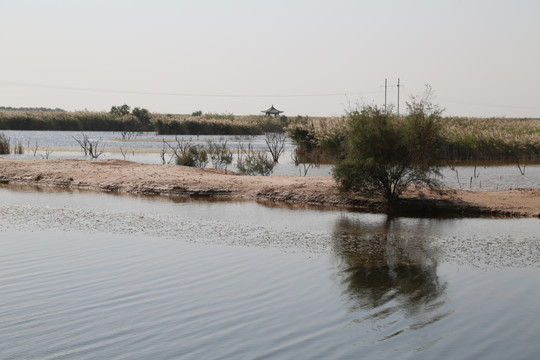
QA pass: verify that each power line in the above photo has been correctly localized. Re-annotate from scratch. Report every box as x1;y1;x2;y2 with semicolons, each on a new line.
439;97;540;110
0;80;383;99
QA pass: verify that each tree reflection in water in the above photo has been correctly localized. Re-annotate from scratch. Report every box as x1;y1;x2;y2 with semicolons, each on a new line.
332;216;451;340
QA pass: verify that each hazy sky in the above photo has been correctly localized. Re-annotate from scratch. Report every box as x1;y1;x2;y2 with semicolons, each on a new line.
1;0;539;117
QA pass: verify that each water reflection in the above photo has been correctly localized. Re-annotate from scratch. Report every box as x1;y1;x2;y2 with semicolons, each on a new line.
332;217;450;341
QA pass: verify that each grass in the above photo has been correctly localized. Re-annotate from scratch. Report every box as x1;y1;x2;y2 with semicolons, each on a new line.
440;117;540;161
152;113;287;135
0;109;288;135
2;108;538;162
0;110;148;132
287;116;540;163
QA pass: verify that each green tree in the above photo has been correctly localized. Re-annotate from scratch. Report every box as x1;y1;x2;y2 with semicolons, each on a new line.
132;107;151;128
110;104;131;116
333;90;444;211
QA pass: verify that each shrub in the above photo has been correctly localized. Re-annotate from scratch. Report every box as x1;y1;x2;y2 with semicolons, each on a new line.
176;145;209;168
207;140;233;171
333;90;444;210
0;132;9;154
236;144;275;176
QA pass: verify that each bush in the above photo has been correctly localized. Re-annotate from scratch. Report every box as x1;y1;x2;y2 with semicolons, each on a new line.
0;132;9;154
236;144;275;176
207;140;233;171
176;145;209;168
333;90;444;210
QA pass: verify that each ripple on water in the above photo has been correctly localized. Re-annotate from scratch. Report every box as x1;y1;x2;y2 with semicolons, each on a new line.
1;188;540;359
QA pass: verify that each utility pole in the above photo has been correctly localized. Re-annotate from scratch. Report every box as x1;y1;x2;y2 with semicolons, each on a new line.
384;78;387;111
383;78;403;114
397;78;400;116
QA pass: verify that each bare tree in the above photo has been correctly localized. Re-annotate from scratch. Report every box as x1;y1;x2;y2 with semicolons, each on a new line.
40;147;53;159
12;140;24;155
73;134;104;159
264;132;287;163
291;146;321;176
31;141;39;157
163;137;191;163
516;159;526;175
119;147;131;160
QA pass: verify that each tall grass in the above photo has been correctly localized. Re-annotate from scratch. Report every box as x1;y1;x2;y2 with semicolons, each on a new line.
287;115;347;162
0;110;289;135
440;117;540;160
287;116;540;162
152;114;287;135
0;110;151;132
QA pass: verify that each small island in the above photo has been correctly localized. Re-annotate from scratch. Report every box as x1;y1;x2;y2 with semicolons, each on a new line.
1;158;539;218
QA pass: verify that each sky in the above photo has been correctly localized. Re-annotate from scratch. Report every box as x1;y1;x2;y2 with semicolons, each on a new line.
1;0;539;118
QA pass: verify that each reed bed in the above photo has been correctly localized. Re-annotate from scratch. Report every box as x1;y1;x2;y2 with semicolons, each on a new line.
152;113;287;135
0;110;146;132
287;116;540;162
0;110;288;135
287;115;347;161
2;108;538;161
440;117;540;160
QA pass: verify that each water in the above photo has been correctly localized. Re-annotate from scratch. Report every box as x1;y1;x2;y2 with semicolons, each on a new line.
3;130;540;185
1;186;539;359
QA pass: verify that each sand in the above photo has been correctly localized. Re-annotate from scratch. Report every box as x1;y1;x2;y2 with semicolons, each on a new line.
1;158;539;218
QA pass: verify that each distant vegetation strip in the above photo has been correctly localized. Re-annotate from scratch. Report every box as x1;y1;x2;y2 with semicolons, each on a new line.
0;110;147;132
440;117;540;161
287;115;540;162
0;110;288;135
152;114;287;135
1;108;539;161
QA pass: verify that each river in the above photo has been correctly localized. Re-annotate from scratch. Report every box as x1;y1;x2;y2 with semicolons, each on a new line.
1;185;539;359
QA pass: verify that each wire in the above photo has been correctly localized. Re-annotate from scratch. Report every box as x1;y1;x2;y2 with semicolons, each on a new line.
0;80;383;99
440;97;540;110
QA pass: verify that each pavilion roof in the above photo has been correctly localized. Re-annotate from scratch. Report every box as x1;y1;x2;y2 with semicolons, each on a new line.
261;105;283;114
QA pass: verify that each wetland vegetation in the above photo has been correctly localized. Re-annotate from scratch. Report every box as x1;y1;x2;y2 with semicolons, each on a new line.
1;100;539;210
288;113;540;163
2;105;539;164
0;107;289;135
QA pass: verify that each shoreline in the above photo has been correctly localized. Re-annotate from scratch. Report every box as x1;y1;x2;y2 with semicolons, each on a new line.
1;158;539;218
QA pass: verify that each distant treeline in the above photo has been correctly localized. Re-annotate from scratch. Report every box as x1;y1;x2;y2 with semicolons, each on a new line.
0;110;150;132
0;106;65;112
0;108;289;135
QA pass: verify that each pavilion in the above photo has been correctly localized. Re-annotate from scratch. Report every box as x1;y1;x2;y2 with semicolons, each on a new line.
261;105;284;117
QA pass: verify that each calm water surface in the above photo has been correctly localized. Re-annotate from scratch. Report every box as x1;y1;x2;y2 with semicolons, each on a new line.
1;186;539;359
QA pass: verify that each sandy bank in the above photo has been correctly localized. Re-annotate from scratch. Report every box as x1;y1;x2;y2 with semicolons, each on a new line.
1;158;539;218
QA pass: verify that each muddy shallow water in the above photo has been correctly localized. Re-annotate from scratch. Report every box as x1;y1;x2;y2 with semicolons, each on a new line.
1;186;539;359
